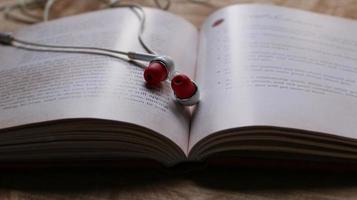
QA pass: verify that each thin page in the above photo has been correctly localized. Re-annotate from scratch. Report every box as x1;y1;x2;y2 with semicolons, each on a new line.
0;8;198;154
190;5;357;150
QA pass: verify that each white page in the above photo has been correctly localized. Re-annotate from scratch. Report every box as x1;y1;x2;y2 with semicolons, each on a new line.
190;5;357;149
0;8;198;153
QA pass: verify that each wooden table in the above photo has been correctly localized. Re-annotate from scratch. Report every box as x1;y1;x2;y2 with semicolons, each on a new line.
2;0;357;199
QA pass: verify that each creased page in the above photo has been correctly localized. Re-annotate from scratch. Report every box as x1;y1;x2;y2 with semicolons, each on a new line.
190;4;357;149
0;8;198;153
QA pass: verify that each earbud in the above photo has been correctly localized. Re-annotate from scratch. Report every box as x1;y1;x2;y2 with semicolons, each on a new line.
143;56;174;85
171;74;196;99
171;74;200;106
144;61;167;85
127;52;175;86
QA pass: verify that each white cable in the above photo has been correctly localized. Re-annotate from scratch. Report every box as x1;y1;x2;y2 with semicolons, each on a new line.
0;0;211;24
43;0;56;21
19;0;43;21
107;2;156;54
153;0;171;10
0;32;148;69
4;3;39;24
0;0;209;56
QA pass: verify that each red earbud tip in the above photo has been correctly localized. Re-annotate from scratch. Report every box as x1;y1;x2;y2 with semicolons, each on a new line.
171;74;196;99
144;62;168;85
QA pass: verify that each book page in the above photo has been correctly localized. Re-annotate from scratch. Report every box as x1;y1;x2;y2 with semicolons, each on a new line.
190;5;357;149
0;8;198;153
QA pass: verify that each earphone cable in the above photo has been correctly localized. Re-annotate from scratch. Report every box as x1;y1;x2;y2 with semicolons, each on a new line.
19;1;44;21
41;0;158;55
5;5;39;24
12;37;130;57
1;2;157;57
108;2;156;55
3;36;147;69
43;0;55;21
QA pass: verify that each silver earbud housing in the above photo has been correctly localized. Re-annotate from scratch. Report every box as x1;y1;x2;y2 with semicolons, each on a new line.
150;56;175;80
173;81;200;106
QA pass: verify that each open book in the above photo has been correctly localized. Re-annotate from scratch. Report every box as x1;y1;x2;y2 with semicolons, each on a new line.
1;4;357;167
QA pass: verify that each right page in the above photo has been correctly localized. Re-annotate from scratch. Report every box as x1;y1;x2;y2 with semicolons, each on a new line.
190;4;357;151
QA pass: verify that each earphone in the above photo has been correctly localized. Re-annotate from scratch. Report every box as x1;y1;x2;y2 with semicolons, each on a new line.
0;32;200;106
0;2;201;106
139;54;200;106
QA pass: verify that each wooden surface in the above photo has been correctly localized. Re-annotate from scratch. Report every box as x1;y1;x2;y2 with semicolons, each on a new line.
2;0;357;199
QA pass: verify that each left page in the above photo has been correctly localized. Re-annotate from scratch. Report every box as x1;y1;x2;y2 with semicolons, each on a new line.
0;7;198;155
